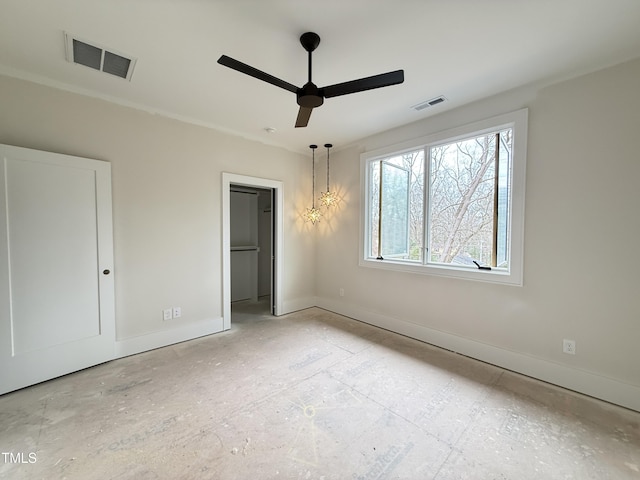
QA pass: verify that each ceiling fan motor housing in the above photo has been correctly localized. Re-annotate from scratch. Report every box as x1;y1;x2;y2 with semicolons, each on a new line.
297;82;324;108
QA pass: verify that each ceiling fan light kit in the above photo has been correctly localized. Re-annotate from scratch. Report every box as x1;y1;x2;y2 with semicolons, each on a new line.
218;32;405;128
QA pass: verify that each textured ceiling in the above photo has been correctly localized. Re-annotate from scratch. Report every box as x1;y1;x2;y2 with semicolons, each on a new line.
1;0;640;154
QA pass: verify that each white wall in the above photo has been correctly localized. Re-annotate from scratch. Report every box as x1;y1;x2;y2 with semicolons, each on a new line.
315;58;640;411
2;57;639;411
0;75;316;351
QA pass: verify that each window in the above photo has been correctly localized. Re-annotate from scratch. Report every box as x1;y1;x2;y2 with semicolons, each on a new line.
361;109;527;285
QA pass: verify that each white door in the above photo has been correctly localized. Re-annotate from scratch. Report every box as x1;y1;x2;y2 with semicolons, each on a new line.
0;144;115;395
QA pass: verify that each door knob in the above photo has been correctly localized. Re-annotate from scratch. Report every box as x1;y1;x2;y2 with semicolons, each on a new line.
103;269;110;275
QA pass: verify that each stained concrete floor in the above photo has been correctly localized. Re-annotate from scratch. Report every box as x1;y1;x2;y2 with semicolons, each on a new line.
1;303;639;479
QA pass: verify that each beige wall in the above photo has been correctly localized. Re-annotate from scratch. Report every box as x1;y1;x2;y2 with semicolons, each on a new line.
0;75;316;342
315;58;640;411
2;56;639;410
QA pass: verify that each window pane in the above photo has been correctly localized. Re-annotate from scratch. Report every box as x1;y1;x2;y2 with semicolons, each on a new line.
368;150;424;261
405;151;425;262
497;130;512;267
380;162;410;258
428;129;511;268
369;161;380;258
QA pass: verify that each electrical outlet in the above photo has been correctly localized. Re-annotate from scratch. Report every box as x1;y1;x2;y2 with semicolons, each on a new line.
173;306;182;318
563;339;576;355
163;308;172;321
339;288;344;297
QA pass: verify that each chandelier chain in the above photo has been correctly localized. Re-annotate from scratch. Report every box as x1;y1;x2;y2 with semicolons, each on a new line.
311;144;316;208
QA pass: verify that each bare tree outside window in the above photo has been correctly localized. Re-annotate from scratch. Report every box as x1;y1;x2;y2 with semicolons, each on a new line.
428;129;511;267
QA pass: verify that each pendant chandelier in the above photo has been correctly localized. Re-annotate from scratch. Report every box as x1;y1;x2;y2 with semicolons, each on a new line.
319;143;338;208
304;144;322;224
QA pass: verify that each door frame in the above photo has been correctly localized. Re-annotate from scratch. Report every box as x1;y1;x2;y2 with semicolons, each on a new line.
222;173;283;329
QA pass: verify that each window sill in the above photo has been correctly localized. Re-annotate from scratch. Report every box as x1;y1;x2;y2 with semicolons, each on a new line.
359;257;522;286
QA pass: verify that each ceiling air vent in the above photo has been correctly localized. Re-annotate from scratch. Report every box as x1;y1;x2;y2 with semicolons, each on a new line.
64;33;136;81
412;95;447;111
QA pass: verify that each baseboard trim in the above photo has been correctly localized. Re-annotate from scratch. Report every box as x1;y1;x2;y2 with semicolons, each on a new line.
316;297;640;413
115;294;318;360
280;296;318;316
115;317;224;358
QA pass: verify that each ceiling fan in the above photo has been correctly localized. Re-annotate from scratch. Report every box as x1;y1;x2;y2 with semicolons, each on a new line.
217;32;404;128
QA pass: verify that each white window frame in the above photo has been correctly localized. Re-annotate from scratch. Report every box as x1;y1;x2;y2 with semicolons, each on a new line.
360;108;528;286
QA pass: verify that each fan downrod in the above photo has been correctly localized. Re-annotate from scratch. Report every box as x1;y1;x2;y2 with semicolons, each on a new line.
297;32;323;109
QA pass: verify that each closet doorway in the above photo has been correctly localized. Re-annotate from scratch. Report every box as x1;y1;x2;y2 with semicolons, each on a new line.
222;173;283;329
229;185;272;307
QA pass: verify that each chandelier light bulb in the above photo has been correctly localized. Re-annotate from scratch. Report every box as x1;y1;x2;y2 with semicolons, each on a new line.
319;190;338;208
304;206;322;224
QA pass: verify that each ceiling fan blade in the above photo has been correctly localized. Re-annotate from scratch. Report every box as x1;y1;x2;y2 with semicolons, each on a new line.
217;55;299;94
322;70;404;98
295;106;313;128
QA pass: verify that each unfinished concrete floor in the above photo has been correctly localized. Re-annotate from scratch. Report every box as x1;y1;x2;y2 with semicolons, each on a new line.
1;303;639;479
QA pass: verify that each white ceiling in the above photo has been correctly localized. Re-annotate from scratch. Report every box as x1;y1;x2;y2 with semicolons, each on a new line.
1;0;640;154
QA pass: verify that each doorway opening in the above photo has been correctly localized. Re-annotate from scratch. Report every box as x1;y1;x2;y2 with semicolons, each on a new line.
222;173;283;330
230;185;272;317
